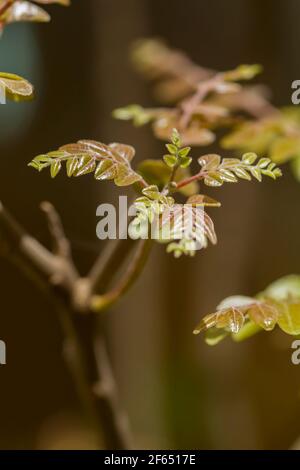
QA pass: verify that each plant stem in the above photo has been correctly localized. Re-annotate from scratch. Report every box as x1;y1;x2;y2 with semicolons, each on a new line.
60;302;132;449
179;75;222;129
91;238;152;311
89;238;136;295
176;171;206;190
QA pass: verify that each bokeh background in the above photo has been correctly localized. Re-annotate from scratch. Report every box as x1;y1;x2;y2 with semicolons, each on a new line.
0;0;300;450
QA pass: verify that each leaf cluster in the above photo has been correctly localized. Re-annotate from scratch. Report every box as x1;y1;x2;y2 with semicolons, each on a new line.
194;275;300;344
198;152;282;187
29;140;142;186
114;39;263;146
28;130;282;258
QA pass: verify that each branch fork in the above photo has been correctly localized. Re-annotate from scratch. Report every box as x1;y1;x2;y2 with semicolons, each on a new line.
0;198;152;449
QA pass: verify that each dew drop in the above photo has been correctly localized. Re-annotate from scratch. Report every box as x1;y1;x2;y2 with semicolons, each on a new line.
263;317;276;331
229;320;240;334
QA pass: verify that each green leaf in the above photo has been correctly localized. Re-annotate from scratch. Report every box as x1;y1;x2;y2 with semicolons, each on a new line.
142;185;160;199
94;160;116;180
66;157;78;177
205;328;229;346
272;168;282;178
112;105;139;120
178;147;191;158
109;143;135;162
171;128;181;147
260;165;282;180
166;143;177;155
222;124;277;155
33;155;52;164
113;104;153;126
75;156;96;176
242;152;257;165
291;154;300;181
204;173;223;187
260;275;300;335
263;275;300;301
231;320;262;342
249;167;262;181
258;158;271;168
224;64;263;81
233;167;251;180
163;154;177;168
114;164;141;186
180;156;192;168
28;161;41;171
219;169;238;183
277;303;300;335
198;154;221;170
270;137;300;164
205;320;264;344
50;160;61;178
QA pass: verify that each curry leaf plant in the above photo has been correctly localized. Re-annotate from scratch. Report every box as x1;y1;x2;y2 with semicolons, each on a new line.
0;16;291;448
28;129;282;259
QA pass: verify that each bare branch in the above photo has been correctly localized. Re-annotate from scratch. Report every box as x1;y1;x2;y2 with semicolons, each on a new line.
0;201;60;280
0;200;80;295
40;201;72;259
40;201;79;287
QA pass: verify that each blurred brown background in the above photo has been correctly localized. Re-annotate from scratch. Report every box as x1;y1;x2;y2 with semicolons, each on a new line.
0;0;300;450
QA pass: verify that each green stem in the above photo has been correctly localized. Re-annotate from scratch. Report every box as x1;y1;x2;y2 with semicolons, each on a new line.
91;238;152;312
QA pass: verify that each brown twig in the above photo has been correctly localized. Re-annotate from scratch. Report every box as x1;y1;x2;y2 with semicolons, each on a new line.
40;201;74;260
40;201;79;289
62;305;132;449
0;201;60;278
